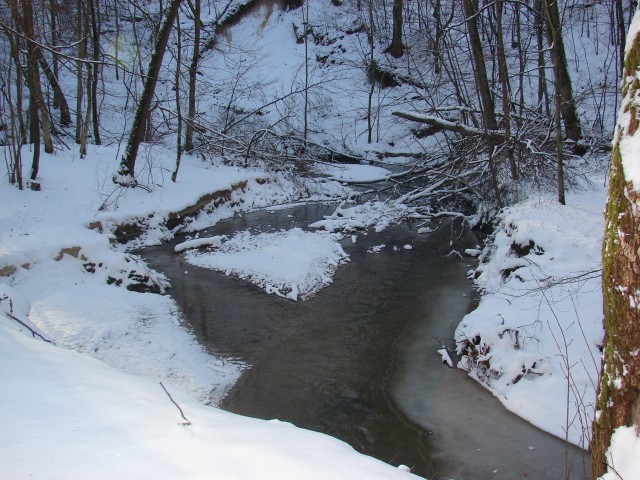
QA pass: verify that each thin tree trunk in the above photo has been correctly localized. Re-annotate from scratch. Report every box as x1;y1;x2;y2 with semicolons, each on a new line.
495;0;517;180
184;0;200;152
433;0;442;74
303;0;309;143
89;0;102;145
50;0;60;107
34;47;72;127
367;0;375;144
10;0;54;154
536;0;550;116
543;0;582;142
117;0;182;182
172;12;182;182
28;95;41;184
462;0;501;205
75;0;84;143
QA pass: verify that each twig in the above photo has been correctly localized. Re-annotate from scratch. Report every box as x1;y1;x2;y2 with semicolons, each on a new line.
159;382;192;426
4;311;54;344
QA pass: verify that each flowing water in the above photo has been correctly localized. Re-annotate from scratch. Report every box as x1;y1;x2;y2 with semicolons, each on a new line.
142;203;588;479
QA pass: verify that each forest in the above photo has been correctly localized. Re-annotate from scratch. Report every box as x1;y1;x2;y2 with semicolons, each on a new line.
1;1;640;479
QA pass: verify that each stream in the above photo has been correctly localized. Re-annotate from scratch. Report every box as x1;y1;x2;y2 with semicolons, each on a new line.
141;203;589;480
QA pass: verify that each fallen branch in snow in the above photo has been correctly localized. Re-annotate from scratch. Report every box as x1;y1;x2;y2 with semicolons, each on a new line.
159;382;192;426
1;295;54;344
392;111;506;142
4;311;54;344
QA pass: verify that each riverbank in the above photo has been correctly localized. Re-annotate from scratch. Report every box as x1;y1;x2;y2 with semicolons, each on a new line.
456;168;607;449
1;145;419;479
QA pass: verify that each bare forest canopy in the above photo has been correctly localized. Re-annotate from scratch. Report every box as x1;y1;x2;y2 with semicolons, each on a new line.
0;0;631;212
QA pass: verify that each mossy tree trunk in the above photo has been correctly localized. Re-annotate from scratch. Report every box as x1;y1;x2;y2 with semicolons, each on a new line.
591;9;640;478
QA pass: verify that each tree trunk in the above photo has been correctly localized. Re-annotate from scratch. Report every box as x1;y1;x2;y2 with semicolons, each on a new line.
542;0;582;142
591;11;640;478
75;0;85;143
172;12;183;183
433;0;442;74
367;0;375;144
535;0;550;117
462;0;501;205
462;0;497;133
89;0;102;145
117;0;182;182
184;0;200;152
385;0;404;58
34;47;72;127
495;0;517;180
9;0;54;155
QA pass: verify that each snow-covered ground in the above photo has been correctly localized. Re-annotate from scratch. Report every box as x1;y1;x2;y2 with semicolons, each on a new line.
455;176;606;448
1;145;420;479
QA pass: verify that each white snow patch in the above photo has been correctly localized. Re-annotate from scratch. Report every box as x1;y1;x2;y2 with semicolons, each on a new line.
183;228;349;301
600;426;640;480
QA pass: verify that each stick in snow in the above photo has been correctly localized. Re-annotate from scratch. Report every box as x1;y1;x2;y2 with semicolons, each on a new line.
159;382;192;426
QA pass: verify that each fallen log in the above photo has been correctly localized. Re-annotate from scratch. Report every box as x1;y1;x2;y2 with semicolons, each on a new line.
392;111;505;142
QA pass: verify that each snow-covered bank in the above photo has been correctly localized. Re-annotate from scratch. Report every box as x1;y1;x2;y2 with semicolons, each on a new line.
0;285;415;480
455;179;606;447
1;145;422;478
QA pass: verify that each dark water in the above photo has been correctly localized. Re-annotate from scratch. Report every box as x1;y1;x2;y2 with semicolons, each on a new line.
142;203;588;480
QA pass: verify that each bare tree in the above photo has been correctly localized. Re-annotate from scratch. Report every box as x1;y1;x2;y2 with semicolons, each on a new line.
117;0;183;183
542;0;582;142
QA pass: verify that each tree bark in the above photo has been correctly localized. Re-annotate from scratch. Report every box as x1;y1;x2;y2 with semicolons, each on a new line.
9;0;54;155
385;0;404;58
462;0;501;205
89;0;102;145
34;46;72;127
183;0;200;152
591;11;640;478
117;0;182;182
542;0;582;142
495;0;517;180
462;0;497;133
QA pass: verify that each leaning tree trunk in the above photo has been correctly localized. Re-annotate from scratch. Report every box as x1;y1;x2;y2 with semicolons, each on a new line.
543;0;582;142
117;0;182;182
591;9;640;478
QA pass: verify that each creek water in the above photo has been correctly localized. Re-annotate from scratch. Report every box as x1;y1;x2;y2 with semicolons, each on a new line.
141;203;588;480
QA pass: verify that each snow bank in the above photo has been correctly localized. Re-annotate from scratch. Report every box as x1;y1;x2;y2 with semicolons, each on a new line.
0;145;421;479
182;227;349;301
0;295;417;480
310;200;410;233
455;185;606;446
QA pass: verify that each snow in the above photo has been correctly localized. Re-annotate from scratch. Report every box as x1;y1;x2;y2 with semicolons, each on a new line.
0;285;415;480
0;146;418;479
182;227;349;301
309;200;411;233
600;426;640;480
620;12;640;191
455;181;607;447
